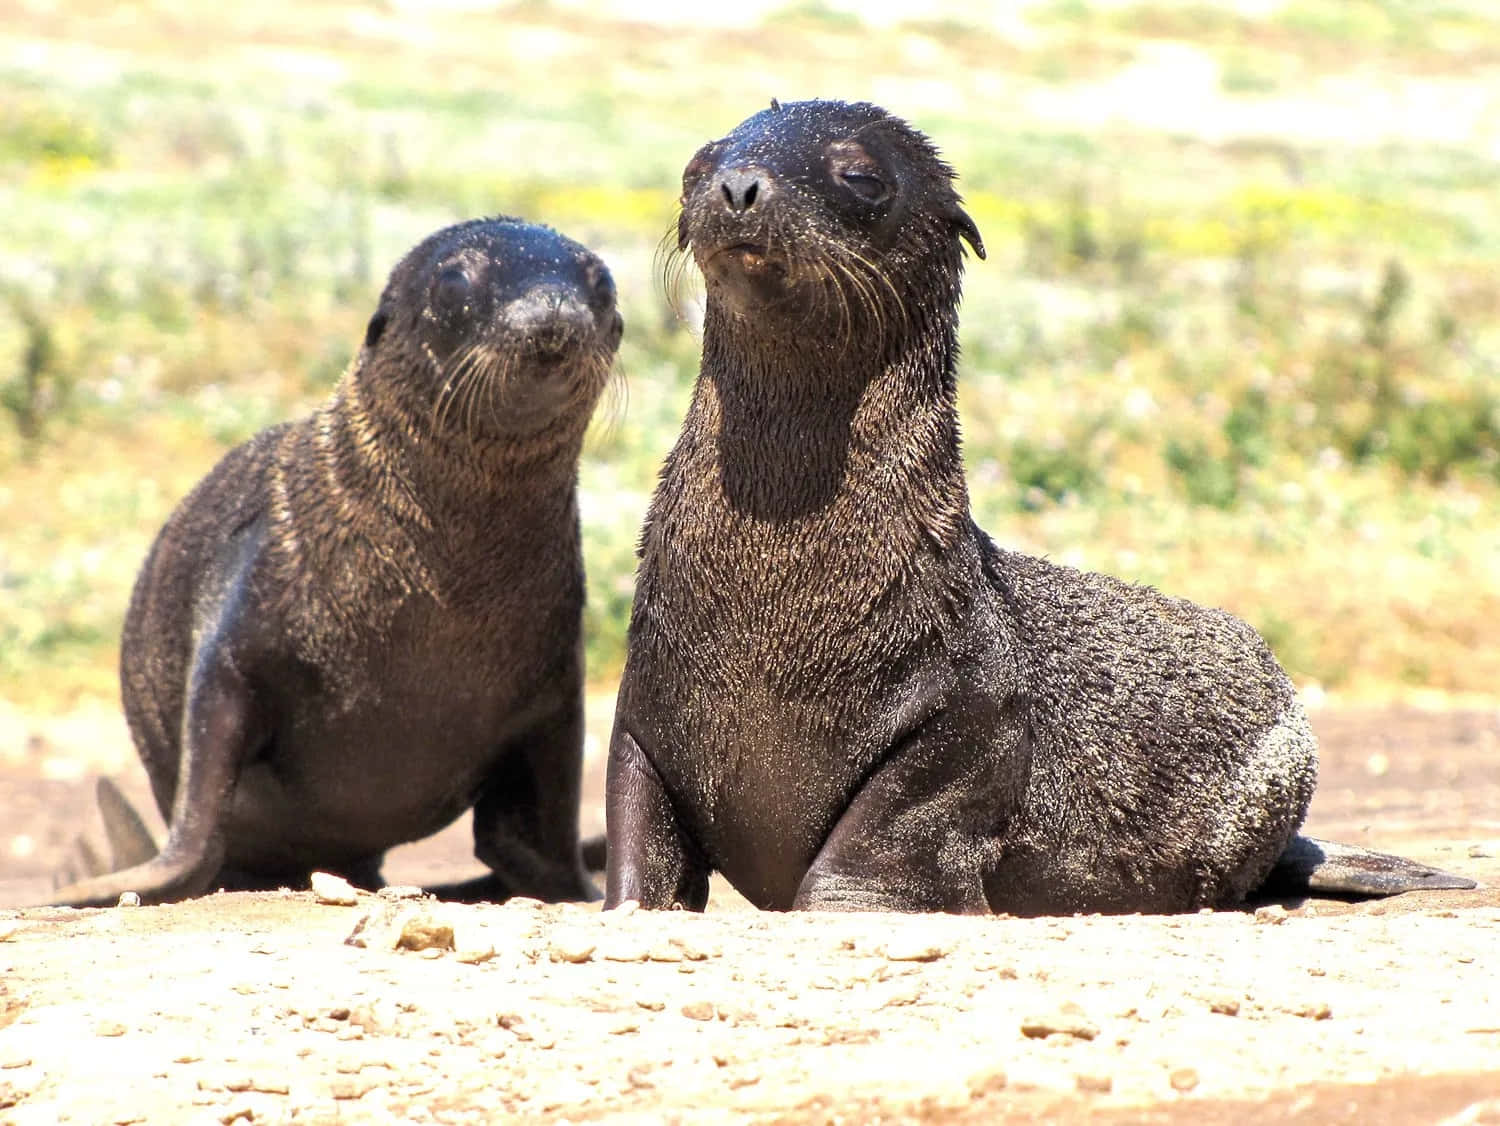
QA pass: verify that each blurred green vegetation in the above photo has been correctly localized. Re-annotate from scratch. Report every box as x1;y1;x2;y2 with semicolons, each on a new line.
1;0;1497;710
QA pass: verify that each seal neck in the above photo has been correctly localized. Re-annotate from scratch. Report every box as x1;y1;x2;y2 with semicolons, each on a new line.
687;297;970;538
322;367;585;551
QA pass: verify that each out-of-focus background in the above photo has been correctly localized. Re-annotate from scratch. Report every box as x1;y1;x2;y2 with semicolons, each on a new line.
2;0;1497;723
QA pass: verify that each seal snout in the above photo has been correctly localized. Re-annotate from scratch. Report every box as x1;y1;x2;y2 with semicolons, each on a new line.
718;165;772;214
509;285;596;363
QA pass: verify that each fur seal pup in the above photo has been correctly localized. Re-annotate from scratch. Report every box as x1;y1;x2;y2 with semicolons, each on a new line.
52;216;622;907
604;99;1474;914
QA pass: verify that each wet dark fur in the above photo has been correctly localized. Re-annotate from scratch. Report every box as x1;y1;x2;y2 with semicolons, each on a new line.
51;217;622;907
604;100;1474;915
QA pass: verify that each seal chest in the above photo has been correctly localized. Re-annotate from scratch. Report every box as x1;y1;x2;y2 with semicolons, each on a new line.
604;100;1472;915
51;217;623;907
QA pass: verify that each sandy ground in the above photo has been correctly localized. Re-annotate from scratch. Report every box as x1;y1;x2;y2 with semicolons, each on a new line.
1;704;1498;1124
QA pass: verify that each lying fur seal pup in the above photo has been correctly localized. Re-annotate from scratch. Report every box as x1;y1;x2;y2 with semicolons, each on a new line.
604;99;1475;914
52;217;622;907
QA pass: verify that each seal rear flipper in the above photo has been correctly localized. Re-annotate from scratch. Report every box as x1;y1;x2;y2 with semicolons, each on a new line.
96;776;159;870
1259;834;1478;899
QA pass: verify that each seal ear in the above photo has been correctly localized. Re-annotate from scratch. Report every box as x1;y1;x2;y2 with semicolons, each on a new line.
948;204;985;260
364;307;389;350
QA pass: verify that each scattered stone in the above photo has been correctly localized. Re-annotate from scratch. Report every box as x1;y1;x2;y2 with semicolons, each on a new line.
671;935;718;961
455;944;497;965
1290;1001;1332;1020
218;1100;255;1125
378;885;426;900
95;1020;128;1037
1020;1005;1098;1041
0;923;18;942
608;1017;640;1035
198;1075;253;1093
330;1076;379;1100
418;947;444;960
549;931;597;964
396;916;455;953
498;1014;534;1041
252;1076;290;1095
1206;993;1241;1016
1076;1073;1112;1094
600;936;650;963
1170;1067;1200;1092
1254;904;1289;925
626;1065;655;1090
646;943;683;963
636;998;666;1012
0;1055;31;1070
967;1069;1008;1098
504;897;545;911
880;934;953;963
681;1001;716;1022
310;872;360;907
727;1072;761;1090
606;899;640;916
116;892;141;908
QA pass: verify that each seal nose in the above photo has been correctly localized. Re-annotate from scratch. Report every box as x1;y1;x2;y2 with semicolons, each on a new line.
719;166;769;213
510;285;594;361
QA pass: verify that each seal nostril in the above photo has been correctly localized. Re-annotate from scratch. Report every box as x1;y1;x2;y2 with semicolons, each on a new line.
719;168;765;213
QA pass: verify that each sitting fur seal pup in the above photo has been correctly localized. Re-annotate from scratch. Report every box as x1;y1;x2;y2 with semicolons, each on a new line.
603;100;1475;914
51;217;622;907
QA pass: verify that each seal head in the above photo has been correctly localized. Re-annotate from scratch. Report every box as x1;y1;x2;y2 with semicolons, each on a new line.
676;99;983;321
367;218;623;443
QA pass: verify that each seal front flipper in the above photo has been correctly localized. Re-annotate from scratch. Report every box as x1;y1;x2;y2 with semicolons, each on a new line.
794;701;1020;915
50;643;260;907
1259;834;1478;899
96;776;159;870
444;697;600;904
603;727;708;911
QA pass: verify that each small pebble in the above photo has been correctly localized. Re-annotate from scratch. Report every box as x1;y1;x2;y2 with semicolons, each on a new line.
608;1017;640;1035
330;1076;379;1100
252;1077;290;1095
681;1001;716;1022
600;937;650;963
116;892;141;908
378;885;426;900
1469;844;1493;859
1076;1073;1112;1093
1206;994;1241;1016
880;934;953;963
310;872;359;907
636;999;666;1012
606;899;640;916
396;917;455;952
967;1069;1007;1098
95;1020;128;1037
1020;1007;1097;1041
549;932;597;964
1291;1001;1332;1020
455;944;497;965
1170;1067;1199;1092
1253;904;1289;925
0;1055;32;1071
671;935;718;961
